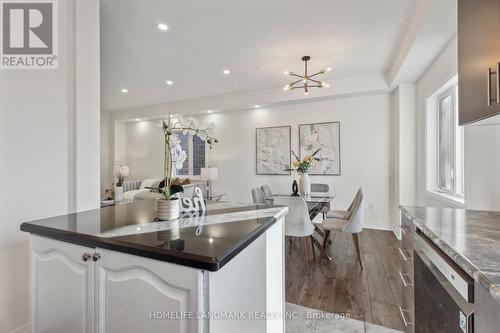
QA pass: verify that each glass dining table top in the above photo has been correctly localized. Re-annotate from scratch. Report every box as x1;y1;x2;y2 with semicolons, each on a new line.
271;193;335;210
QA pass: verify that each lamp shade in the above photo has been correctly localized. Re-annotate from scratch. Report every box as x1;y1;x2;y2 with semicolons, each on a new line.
201;167;218;180
113;165;130;177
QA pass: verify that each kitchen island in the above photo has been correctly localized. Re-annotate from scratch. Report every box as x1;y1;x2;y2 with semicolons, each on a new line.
20;200;288;333
400;206;500;333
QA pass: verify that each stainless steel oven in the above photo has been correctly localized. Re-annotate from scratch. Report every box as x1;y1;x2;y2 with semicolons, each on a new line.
414;230;474;333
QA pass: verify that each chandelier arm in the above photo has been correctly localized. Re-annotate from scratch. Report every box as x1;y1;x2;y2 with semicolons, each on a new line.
290;85;306;90
289;79;303;86
308;84;323;88
308;71;325;79
289;73;305;79
308;78;322;84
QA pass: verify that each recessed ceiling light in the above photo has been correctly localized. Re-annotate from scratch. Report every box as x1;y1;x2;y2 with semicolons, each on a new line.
121;88;128;94
207;110;213;114
165;80;173;85
209;238;214;243
223;69;231;75
254;104;260;108
135;118;140;122
158;23;168;31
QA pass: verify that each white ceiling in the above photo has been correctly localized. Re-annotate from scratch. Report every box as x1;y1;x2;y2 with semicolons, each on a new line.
100;0;416;111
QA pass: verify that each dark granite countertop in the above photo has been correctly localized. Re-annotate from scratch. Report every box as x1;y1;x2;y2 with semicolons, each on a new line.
400;205;500;301
20;200;288;271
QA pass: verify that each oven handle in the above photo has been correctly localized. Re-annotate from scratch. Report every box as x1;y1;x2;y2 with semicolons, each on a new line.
398;306;414;327
399;271;413;287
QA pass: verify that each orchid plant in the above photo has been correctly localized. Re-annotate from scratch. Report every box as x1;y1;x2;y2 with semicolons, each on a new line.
158;114;218;200
291;149;321;174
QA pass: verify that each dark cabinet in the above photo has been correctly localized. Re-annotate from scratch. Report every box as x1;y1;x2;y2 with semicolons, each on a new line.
458;0;500;125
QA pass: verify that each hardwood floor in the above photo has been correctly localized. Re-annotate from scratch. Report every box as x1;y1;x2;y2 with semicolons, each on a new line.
285;228;405;331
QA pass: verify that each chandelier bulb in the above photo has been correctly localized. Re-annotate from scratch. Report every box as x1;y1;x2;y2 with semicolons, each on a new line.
284;70;289;75
327;67;332;72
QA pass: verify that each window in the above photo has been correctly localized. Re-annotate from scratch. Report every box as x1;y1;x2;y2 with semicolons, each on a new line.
426;76;464;204
173;133;206;177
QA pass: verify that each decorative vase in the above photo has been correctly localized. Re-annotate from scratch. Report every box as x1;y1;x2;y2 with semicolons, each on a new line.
292;180;299;196
156;198;180;221
299;173;311;196
114;186;124;201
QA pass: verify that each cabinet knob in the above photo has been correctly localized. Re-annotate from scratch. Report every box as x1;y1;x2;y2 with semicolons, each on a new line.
82;253;92;262
92;252;101;262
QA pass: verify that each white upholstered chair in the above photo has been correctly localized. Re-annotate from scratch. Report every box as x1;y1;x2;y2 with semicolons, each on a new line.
326;187;362;219
261;185;274;204
274;196;316;272
318;188;364;268
251;187;267;204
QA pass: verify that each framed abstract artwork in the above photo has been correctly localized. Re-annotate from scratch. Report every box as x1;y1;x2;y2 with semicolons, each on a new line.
256;126;291;175
299;121;341;175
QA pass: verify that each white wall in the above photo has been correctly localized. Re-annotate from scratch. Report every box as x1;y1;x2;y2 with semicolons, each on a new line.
0;1;100;331
206;94;392;229
124;120;164;180
117;94;393;230
417;35;500;210
390;84;417;233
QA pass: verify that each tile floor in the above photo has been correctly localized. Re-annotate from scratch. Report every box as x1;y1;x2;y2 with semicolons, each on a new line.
286;303;403;333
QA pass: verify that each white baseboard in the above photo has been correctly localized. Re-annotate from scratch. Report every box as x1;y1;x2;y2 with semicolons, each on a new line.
9;323;29;333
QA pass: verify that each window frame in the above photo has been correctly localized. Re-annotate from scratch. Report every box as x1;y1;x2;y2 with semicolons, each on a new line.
425;74;465;206
172;132;206;177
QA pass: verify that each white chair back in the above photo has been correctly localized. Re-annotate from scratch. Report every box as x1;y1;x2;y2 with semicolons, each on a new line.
344;190;364;234
274;196;315;237
252;187;267;204
311;183;329;193
261;185;273;199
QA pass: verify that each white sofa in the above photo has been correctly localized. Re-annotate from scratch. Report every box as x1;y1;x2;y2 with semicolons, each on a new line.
122;179;207;202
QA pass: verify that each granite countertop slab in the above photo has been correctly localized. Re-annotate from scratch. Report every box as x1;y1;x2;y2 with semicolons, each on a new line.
400;205;500;301
20;200;288;271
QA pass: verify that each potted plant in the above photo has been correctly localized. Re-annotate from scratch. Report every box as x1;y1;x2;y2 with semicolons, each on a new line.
157;114;218;220
291;149;321;195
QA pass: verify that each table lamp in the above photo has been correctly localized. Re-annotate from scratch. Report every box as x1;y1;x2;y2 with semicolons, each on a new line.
200;167;218;198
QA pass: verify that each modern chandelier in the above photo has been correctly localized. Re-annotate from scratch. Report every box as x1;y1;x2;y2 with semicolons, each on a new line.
283;56;331;95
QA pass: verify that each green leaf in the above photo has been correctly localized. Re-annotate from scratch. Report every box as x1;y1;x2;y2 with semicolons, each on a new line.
169;184;184;197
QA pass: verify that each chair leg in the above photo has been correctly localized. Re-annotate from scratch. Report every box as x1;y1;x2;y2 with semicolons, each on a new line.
310;236;316;262
303;237;310;274
319;230;331;264
352;233;363;270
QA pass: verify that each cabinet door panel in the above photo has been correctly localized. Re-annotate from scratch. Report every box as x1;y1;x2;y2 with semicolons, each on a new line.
459;0;500;125
30;236;94;333
95;249;203;333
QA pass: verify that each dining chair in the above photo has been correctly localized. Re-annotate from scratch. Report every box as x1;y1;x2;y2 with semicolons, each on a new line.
318;188;364;269
311;183;329;193
251;187;267;204
311;183;330;219
274;196;316;273
261;185;274;204
327;187;362;219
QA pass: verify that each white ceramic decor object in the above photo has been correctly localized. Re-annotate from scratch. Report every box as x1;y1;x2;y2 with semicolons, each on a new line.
299;173;311;196
157;198;180;220
180;187;206;213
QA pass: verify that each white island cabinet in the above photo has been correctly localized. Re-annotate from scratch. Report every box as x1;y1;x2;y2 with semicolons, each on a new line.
25;201;287;333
